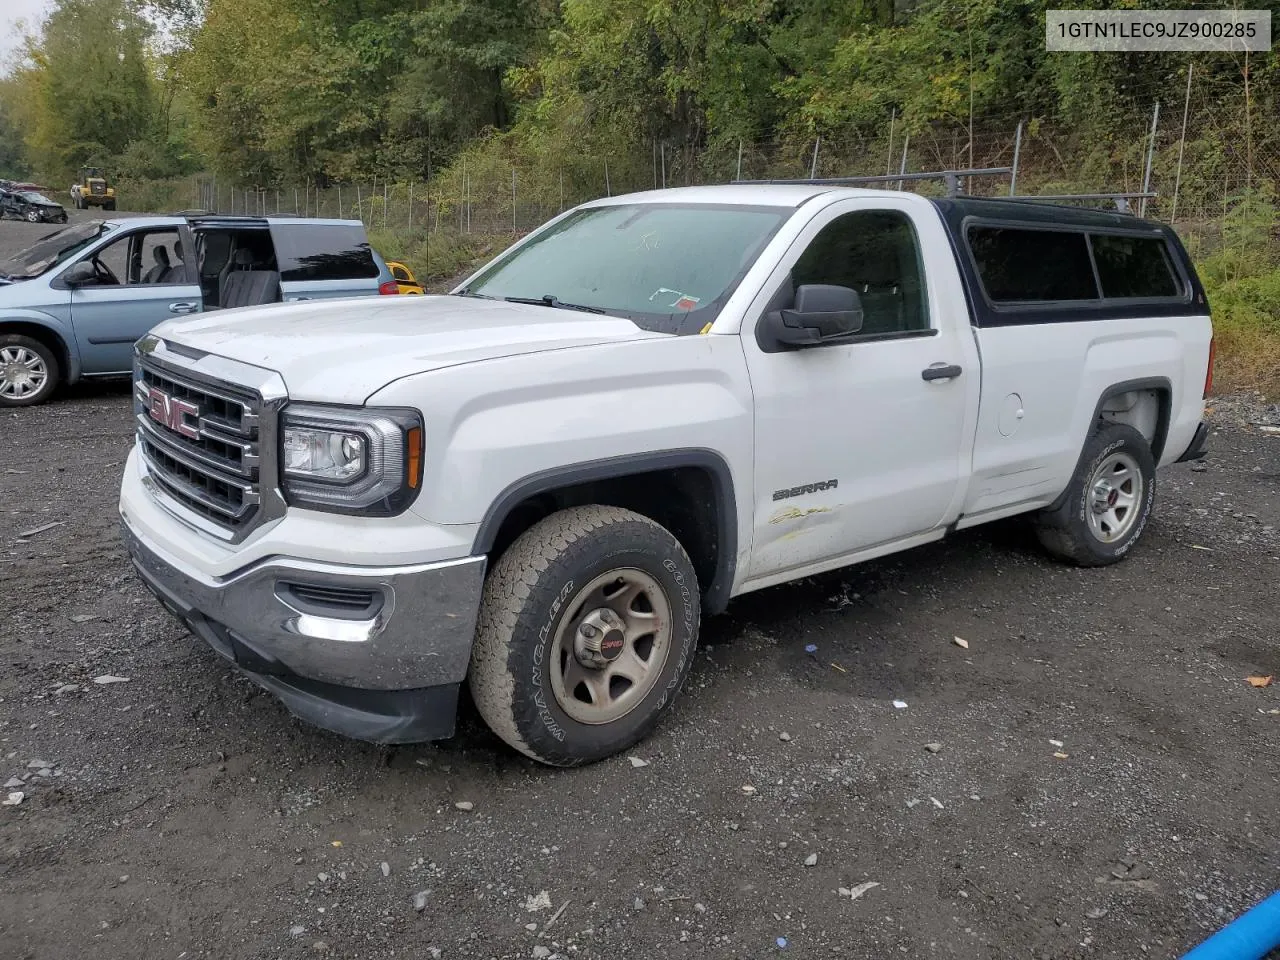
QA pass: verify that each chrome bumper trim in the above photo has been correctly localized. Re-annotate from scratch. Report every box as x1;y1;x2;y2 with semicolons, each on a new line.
122;520;486;691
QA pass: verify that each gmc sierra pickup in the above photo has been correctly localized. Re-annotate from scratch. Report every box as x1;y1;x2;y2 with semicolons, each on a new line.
119;184;1213;766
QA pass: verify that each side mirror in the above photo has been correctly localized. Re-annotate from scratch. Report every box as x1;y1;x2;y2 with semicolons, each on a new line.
762;283;864;349
60;261;97;287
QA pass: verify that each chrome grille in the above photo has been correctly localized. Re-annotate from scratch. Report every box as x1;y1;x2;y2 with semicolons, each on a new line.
135;357;263;533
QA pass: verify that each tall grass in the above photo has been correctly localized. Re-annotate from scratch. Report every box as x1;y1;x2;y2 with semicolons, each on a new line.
1192;190;1280;397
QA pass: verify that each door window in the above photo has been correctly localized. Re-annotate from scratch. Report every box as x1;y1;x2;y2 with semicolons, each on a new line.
82;229;185;286
138;231;187;285
88;232;131;285
790;210;930;336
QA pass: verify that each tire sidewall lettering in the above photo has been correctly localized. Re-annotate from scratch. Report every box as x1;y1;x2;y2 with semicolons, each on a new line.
660;557;696;705
1111;475;1155;557
530;579;574;742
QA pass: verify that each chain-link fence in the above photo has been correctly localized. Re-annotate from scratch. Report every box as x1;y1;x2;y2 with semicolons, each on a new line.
130;123;1278;223
113;96;1278;282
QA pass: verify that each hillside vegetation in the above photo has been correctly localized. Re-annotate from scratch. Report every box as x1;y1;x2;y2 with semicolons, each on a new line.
1;0;1276;392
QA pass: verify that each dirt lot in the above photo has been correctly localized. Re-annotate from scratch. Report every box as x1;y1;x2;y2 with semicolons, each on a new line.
1;215;1279;960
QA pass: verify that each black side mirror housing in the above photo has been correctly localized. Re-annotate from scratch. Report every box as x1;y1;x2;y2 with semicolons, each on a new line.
761;283;864;350
60;261;96;287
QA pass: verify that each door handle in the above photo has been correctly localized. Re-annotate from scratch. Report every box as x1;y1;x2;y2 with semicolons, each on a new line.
921;363;962;382
168;301;199;314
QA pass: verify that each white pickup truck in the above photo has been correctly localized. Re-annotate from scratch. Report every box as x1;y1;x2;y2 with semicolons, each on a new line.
119;184;1213;766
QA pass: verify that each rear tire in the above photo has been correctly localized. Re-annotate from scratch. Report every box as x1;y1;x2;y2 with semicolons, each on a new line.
1034;423;1156;566
468;505;700;766
0;334;61;407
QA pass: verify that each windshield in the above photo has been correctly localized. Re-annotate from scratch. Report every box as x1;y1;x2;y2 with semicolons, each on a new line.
461;203;792;334
19;192;55;204
0;220;108;280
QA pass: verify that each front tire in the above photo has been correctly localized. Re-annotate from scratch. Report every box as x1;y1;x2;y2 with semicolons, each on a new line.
25;209;38;222
104;200;116;211
0;334;61;407
469;505;701;766
1035;423;1156;566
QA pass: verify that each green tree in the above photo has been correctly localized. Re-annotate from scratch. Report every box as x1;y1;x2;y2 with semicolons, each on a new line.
22;0;158;180
182;0;547;184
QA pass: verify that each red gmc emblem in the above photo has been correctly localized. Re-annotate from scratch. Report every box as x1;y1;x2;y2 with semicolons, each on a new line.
147;387;200;439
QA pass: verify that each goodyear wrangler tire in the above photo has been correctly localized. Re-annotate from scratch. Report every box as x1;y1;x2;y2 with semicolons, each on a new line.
1035;423;1156;567
468;505;700;766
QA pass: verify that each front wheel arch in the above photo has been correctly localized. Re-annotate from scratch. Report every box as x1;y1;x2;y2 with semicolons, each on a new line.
473;450;739;615
0;320;74;386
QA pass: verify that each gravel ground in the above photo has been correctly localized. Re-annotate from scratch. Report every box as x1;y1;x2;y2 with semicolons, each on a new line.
1;216;1279;960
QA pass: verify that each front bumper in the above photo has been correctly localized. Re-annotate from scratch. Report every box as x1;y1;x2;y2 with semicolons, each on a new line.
121;520;486;743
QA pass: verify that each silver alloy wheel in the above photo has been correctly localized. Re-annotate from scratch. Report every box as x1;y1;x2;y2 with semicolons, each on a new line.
25;209;39;222
549;567;672;725
1087;451;1143;543
0;346;49;400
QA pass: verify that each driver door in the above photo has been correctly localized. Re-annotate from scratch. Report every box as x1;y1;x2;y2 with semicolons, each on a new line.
67;226;201;374
741;198;978;584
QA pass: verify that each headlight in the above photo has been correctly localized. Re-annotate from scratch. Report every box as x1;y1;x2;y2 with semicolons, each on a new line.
280;404;423;515
284;428;366;481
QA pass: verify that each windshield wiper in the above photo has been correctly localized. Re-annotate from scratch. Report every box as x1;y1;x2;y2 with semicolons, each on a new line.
503;294;605;315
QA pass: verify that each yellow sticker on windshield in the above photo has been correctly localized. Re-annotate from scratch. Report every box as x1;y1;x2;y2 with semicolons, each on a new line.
699;322;713;335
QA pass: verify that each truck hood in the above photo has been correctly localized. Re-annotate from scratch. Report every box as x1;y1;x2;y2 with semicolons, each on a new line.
154;294;667;404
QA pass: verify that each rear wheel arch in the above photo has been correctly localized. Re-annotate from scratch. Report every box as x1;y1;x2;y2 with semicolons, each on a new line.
1047;377;1171;514
1092;378;1171;462
473;449;738;615
1035;422;1157;566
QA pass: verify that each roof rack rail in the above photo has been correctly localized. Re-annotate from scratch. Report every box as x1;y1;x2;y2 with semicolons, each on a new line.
732;167;1012;196
731;168;1156;214
994;192;1156;214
